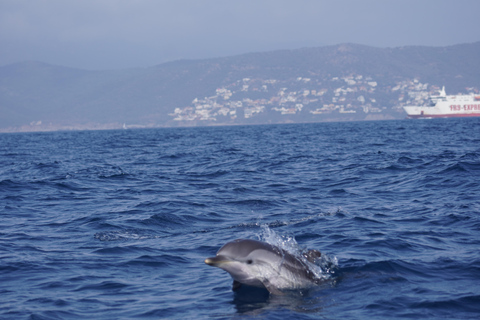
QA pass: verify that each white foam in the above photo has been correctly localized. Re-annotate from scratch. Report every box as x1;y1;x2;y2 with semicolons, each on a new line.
258;225;338;281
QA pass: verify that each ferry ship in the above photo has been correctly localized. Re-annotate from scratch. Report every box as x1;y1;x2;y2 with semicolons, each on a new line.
403;87;480;119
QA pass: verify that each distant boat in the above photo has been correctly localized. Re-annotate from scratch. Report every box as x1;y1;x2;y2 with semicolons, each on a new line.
123;123;127;129
403;86;480;119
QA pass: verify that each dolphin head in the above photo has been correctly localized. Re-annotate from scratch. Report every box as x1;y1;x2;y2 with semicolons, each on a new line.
205;239;283;288
205;238;322;294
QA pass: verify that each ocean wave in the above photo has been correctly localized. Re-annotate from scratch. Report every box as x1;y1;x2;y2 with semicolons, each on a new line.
1;119;480;319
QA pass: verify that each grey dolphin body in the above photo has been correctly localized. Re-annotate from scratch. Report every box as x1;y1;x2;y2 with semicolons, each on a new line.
205;239;322;294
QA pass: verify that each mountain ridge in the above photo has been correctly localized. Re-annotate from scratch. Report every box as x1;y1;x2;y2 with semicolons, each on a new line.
1;42;479;132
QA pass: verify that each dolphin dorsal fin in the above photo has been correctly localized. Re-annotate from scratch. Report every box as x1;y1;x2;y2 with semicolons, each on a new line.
303;249;321;263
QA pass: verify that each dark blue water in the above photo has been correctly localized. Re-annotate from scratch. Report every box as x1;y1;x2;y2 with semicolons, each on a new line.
1;119;480;319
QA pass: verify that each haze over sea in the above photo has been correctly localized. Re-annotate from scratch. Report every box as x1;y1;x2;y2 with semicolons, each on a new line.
1;118;479;319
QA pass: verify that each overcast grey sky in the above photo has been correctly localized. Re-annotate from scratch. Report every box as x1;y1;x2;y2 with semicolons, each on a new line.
1;0;480;70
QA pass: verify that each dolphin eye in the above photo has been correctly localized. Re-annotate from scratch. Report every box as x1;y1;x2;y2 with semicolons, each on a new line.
246;259;253;265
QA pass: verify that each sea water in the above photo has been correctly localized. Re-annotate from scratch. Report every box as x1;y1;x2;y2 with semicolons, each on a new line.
1;119;479;319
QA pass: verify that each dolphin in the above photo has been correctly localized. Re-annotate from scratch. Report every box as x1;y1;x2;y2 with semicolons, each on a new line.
205;239;322;294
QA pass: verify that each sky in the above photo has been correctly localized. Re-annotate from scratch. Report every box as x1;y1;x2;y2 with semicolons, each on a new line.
1;0;480;70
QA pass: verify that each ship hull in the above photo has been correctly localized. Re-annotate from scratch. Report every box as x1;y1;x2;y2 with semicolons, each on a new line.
406;112;480;119
404;100;480;119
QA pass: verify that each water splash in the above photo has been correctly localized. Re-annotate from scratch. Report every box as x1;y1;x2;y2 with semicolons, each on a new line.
258;225;338;281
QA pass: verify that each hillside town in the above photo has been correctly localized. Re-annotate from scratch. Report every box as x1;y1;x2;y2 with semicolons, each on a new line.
170;75;479;123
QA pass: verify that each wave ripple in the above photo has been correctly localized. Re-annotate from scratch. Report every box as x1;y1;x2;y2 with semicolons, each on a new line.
1;119;480;319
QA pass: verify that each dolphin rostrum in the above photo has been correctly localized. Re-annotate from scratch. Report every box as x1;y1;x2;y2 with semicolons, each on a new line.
205;239;322;294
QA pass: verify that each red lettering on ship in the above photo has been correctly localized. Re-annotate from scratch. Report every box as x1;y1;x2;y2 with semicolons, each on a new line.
462;104;480;111
450;105;461;111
